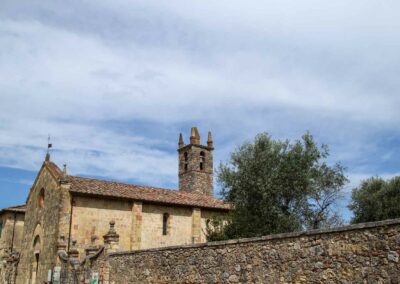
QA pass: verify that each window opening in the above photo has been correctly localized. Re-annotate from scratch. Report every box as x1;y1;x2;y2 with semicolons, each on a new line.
184;152;188;171
162;213;169;236
38;188;45;208
200;151;205;170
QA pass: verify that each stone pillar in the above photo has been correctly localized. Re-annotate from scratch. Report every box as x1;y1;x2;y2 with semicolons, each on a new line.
191;208;202;243
56;235;67;266
57;179;72;249
103;221;120;254
130;202;143;250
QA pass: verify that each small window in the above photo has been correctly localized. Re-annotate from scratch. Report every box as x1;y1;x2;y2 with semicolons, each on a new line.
38;188;45;208
162;213;169;236
33;235;41;250
184;152;188;172
200;151;205;170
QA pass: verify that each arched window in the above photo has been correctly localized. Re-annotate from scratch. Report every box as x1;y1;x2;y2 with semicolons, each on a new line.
33;235;41;251
162;213;169;236
200;151;205;170
38;188;45;208
184;152;188;171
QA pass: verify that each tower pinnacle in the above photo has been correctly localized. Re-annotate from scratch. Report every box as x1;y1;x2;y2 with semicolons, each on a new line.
207;131;213;149
178;133;184;148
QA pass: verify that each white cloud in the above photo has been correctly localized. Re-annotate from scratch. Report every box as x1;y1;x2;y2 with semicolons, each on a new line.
0;0;399;197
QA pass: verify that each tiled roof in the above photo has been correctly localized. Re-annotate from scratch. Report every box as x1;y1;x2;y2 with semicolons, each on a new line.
46;161;63;179
68;176;231;210
0;204;26;214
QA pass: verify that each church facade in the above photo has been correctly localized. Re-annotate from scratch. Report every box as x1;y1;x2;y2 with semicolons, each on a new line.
0;127;230;284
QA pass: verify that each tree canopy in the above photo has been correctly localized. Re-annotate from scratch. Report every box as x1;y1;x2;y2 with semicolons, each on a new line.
349;176;400;224
206;132;348;241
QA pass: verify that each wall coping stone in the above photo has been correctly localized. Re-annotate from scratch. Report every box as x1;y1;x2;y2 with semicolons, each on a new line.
108;218;400;257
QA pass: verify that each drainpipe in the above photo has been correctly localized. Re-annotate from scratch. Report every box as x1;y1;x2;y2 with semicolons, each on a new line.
10;212;16;253
67;197;74;252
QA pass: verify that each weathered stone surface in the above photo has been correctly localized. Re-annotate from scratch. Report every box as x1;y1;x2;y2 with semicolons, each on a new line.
16;164;62;284
178;128;214;195
105;219;400;283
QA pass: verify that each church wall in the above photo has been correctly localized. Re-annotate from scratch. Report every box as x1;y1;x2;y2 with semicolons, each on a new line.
10;214;25;254
140;204;193;249
70;196;132;254
0;212;25;257
16;167;61;284
200;209;227;243
0;213;14;257
70;198;228;253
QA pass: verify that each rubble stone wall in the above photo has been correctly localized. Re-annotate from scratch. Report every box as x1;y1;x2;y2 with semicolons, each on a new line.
106;219;400;283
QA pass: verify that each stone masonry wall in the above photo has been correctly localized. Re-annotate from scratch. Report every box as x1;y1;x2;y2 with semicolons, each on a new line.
106;219;400;283
16;166;62;284
178;144;213;195
141;204;193;249
0;212;24;258
71;196;132;254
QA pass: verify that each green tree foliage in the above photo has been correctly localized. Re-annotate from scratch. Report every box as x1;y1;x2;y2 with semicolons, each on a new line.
206;132;347;241
349;176;400;223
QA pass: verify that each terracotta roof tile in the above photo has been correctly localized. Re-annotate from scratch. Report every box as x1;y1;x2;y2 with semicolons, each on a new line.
0;204;26;214
46;161;63;179
68;176;231;210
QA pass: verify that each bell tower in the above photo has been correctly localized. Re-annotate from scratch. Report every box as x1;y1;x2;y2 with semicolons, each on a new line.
178;127;214;195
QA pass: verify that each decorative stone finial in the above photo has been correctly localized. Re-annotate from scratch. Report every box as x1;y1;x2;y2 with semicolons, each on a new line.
68;240;79;259
190;127;201;144
109;220;116;234
45;152;50;162
56;235;67;252
207;131;213;149
103;220;120;254
178;133;184;148
61;164;68;183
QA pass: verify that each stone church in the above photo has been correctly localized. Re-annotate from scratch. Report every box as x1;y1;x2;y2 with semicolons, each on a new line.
0;127;230;284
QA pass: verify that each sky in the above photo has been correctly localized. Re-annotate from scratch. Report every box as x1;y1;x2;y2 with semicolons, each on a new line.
0;0;399;221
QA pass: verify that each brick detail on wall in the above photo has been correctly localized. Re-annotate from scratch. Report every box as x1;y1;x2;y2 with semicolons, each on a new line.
130;202;143;250
191;208;201;244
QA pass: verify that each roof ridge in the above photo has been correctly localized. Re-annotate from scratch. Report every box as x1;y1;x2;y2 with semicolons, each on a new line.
69;175;176;190
68;175;213;198
0;204;27;214
68;175;231;210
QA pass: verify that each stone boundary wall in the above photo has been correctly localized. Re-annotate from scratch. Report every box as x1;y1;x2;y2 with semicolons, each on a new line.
105;219;400;283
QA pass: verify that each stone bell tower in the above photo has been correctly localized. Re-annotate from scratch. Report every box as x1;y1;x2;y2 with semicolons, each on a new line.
178;127;214;195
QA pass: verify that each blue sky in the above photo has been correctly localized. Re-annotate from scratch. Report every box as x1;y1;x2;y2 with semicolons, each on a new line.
0;1;399;221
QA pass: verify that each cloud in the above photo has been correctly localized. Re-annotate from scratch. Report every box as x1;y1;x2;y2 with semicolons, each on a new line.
0;0;399;203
